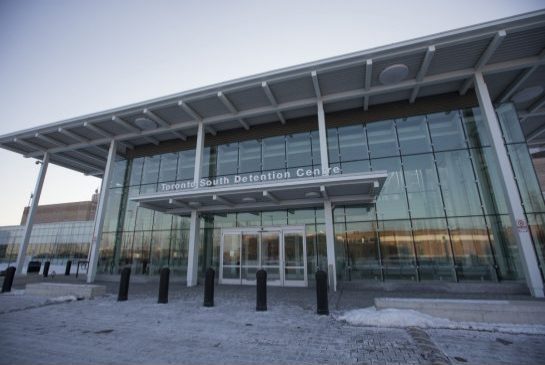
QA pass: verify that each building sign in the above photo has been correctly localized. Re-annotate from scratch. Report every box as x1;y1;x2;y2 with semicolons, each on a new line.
159;166;341;192
516;218;528;233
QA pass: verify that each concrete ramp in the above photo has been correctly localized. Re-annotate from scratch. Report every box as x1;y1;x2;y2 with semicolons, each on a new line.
375;297;545;325
25;283;106;299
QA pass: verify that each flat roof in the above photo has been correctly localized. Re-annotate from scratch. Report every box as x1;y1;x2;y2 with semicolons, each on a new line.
1;10;545;176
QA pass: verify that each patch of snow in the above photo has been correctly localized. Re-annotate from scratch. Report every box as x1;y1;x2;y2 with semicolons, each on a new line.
45;295;78;304
336;307;545;335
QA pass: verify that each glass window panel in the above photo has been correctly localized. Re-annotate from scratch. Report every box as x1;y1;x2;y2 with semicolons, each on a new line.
508;143;545;213
485;215;522;281
527;213;545;279
341;160;370;174
150;230;171;274
428;111;467;151
216;143;238;176
128;158;144;186
262;136;286;171
448;216;495;281
338;205;376;222
103;188;123;232
135;206;154;231
209;213;236;228
412;218;455;281
497;103;525;143
237;212;261;227
470;147;509;215
222;234;240;266
158;153;178;183
435;150;482;216
462;107;491;148
367;120;398;158
344;221;382;280
327;128;340;164
288;209;317;225
110;160;127;188
141;156;160;185
286;133;312;168
338;124;367;161
261;211;287;226
177;149;195;181
396;116;432;154
238;140;261;173
311;130;322;167
378;220;416;280
170;229;189;277
201;146;217;178
152;212;172;231
372;157;409;220
403;154;443;218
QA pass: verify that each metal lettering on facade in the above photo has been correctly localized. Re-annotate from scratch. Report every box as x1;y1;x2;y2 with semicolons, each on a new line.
159;166;341;192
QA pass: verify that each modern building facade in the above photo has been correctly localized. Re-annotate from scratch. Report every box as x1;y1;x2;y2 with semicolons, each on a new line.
1;11;545;296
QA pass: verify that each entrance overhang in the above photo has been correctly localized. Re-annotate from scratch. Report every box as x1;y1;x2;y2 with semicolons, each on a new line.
130;171;387;215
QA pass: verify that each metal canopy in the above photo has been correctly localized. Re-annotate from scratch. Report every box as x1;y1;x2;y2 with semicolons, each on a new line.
2;10;545;175
130;172;387;215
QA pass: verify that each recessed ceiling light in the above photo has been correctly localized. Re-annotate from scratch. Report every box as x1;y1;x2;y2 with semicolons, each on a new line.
134;117;157;130
242;197;256;203
305;191;320;198
511;86;544;104
379;64;409;85
188;201;201;207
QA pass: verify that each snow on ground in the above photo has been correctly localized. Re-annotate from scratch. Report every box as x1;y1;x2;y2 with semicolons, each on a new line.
336;307;545;335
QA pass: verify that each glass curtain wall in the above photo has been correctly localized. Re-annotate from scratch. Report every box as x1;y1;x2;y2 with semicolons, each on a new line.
331;104;542;282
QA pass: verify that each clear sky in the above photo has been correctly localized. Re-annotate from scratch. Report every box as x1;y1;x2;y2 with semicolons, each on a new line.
0;0;544;225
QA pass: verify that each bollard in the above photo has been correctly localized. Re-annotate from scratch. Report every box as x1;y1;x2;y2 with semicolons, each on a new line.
316;269;329;315
256;269;267;311
117;267;131;301
203;267;215;307
43;261;50;278
65;260;72;276
158;267;170;304
1;266;16;293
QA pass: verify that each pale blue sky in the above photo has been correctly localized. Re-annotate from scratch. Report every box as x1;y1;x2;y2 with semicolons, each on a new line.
0;0;543;225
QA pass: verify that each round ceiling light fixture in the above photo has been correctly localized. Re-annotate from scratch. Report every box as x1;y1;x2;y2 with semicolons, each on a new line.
511;86;544;104
305;191;320;198
242;197;256;203
188;201;201;207
379;64;409;85
134;117;157;130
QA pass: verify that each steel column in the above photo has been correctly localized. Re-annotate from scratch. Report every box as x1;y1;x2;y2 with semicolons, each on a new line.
87;140;117;283
317;101;330;172
474;72;544;298
15;153;49;274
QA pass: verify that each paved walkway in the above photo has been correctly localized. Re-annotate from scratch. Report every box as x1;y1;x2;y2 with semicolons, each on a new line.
1;276;545;364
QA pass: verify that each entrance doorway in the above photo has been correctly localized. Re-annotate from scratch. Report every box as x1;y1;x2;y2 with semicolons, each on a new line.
220;226;307;287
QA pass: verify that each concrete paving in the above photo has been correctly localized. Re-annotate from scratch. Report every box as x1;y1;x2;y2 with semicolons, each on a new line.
1;275;545;364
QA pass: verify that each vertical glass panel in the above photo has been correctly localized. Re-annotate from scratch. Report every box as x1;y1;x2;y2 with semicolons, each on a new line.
216;143;238;176
396;116;432;155
435;150;482;216
119;231;134;269
288;209;316;225
485;215;522;281
342;205;376;222
327;128;340;163
237;212;261;227
159;153;178;183
344;221;382;280
338;124;367;161
367;120;398;158
448;216;495;281
152;212;172;231
497;103;525;143
241;233;258;282
222;234;240;266
470;147;509;215
508;143;545;213
122;187;139;232
170;228;189;278
210;213;236;228
150;230;171;275
286;133;312;167
412;219;455;281
238;140;261;173
403;154;443;218
372;157;409;220
311;130;322;167
135;207;154;231
103;188;122;232
261;231;280;281
284;232;305;281
261;211;287;226
428;111;467;151
341;160;370;174
462;107;491;148
378;220;416;280
527;213;545;279
201;146;217;178
128;157;144;186
262;136;286;171
177;149;195;181
110;159;127;188
141;155;160;185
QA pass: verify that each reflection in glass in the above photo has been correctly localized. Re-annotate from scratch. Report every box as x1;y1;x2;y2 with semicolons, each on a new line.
373;157;409;220
403;154;443;218
367;120;398;158
286;133;312;168
159;153;178;183
486;215;522;280
239;140;261;173
428;111;466;151
396;116;431;154
343;221;382;280
412;219;455;281
262;136;286;170
338;124;367;161
378;220;416;280
508;143;545;213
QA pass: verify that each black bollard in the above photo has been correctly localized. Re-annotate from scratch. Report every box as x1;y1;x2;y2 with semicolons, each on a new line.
158;267;170;304
1;266;16;293
315;269;329;315
117;267;131;301
256;269;267;311
203;267;215;307
64;260;72;276
43;261;50;278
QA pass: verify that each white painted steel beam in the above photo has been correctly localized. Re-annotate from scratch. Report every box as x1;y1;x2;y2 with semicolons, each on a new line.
262;81;286;124
15;153;49;274
410;46;436;103
87;140;117;283
84;122;112;138
57;128;88;143
311;71;322;98
178;100;202;121
35;133;64;147
474;72;544;298
142;108;170;127
317;101;329;172
364;59;373;111
498;49;545;103
460;30;507;95
217;92;249;130
213;194;235;207
320;185;329;199
112;116;139;133
262;190;280;203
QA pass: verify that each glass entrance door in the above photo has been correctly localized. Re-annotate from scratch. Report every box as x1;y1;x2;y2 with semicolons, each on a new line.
220;226;307;286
